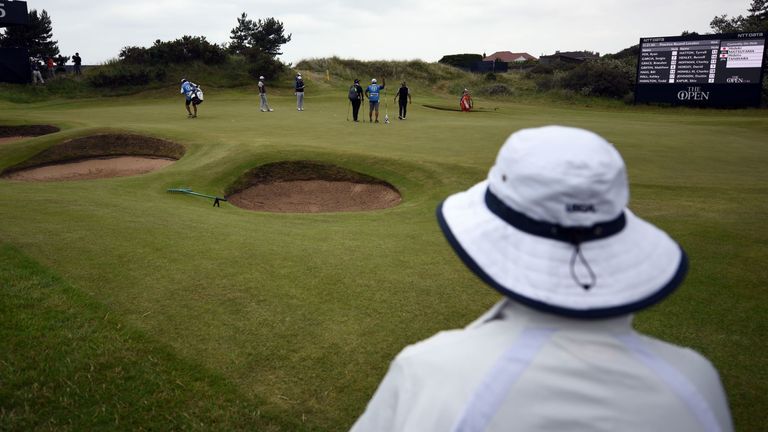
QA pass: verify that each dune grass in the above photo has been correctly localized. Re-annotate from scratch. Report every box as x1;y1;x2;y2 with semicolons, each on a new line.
0;81;766;431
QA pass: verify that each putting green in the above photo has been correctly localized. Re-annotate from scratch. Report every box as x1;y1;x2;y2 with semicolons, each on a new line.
0;85;765;431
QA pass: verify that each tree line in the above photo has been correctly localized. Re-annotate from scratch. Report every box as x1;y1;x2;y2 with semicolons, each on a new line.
0;10;291;85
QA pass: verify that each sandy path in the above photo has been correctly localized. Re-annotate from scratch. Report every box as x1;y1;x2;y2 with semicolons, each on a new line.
3;156;176;181
228;180;401;212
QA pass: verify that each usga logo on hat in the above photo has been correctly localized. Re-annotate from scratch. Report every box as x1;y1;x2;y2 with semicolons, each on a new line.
566;204;597;213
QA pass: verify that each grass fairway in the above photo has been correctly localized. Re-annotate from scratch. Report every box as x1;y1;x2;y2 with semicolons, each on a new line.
1;83;766;430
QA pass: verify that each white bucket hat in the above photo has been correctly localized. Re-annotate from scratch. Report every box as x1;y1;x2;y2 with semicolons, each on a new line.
437;126;687;318
259;75;265;80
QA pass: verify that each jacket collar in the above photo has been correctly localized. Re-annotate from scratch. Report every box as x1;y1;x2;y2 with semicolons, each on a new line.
468;299;634;332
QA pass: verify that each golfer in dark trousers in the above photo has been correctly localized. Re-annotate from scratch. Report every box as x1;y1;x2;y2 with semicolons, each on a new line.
394;81;412;120
349;79;364;122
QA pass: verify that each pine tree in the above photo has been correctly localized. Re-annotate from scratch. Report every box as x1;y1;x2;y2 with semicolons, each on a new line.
228;13;253;55
0;9;60;60
228;13;291;57
252;17;291;57
711;0;768;33
746;0;768;30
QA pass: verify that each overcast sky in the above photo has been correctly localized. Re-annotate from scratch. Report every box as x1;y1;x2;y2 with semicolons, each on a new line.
25;0;748;64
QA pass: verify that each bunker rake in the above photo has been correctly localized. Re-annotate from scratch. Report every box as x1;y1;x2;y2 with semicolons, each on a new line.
167;188;227;207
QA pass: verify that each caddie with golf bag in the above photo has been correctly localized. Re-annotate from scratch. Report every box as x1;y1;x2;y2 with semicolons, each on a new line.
180;78;204;118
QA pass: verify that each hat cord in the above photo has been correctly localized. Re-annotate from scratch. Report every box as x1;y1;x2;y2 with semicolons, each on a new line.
569;243;596;290
484;188;623;291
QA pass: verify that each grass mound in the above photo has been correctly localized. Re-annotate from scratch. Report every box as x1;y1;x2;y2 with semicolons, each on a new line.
297;57;470;84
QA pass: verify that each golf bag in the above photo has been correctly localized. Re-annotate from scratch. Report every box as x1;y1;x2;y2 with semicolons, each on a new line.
460;94;472;112
192;86;204;105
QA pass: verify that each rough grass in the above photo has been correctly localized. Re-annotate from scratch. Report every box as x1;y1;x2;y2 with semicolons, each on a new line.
0;85;765;431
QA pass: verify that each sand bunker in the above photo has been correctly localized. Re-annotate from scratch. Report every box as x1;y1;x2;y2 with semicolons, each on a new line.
0;124;60;138
1;133;185;181
0;125;60;145
227;161;401;213
3;156;176;181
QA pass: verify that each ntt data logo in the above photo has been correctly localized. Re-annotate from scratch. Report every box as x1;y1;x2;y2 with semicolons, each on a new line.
677;86;710;101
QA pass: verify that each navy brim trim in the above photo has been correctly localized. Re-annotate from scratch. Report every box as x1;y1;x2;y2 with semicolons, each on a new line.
436;200;688;319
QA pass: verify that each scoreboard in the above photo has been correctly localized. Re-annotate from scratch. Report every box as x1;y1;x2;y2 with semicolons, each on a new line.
635;32;766;107
0;1;29;26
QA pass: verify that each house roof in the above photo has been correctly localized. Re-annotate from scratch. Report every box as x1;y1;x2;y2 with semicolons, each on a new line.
483;51;537;62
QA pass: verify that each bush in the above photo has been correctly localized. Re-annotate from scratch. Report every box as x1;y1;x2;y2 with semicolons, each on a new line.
534;71;566;92
480;84;513;97
120;36;227;66
560;60;633;98
244;47;284;80
87;65;166;88
484;72;497;81
762;80;768;106
526;64;554;76
438;54;483;69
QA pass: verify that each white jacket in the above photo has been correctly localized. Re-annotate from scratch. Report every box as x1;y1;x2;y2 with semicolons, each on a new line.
350;300;732;432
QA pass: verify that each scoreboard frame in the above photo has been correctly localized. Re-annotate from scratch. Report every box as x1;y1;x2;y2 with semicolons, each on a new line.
634;32;766;108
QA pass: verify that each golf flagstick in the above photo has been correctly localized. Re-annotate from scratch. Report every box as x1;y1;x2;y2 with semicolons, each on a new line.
384;78;390;124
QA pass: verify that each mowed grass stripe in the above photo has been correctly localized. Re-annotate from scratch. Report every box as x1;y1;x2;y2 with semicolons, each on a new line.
0;243;308;431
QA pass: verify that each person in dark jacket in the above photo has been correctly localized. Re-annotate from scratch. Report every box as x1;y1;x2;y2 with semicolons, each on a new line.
394;81;412;120
295;74;305;111
72;53;82;75
348;79;364;122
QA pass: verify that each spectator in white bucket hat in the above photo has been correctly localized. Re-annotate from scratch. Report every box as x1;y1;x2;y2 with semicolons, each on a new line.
351;126;732;432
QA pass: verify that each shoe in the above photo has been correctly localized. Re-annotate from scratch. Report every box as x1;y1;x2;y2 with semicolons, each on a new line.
398;116;402;120
298;108;301;111
192;115;197;118
402;117;406;120
260;109;266;112
269;109;274;112
375;120;379;123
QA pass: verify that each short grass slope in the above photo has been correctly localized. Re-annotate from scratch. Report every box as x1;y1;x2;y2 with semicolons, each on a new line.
0;82;766;431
